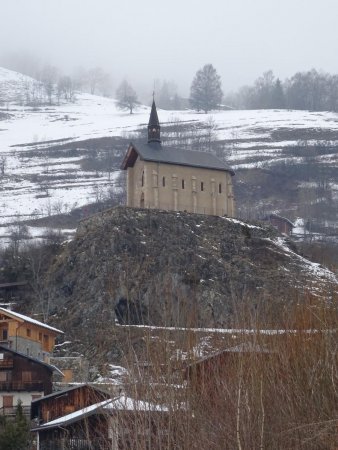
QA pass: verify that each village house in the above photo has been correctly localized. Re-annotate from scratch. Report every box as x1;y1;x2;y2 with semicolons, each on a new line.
0;307;63;363
31;384;170;450
184;342;275;399
264;213;294;236
0;281;29;304
0;345;61;417
121;101;235;216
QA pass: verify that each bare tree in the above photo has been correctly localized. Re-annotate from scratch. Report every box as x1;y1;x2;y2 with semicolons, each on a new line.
88;67;105;95
57;75;76;102
39;65;58;105
116;80;138;114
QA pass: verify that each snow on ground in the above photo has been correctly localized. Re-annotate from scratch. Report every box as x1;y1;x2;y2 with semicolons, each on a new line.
271;236;337;285
1;67;338;230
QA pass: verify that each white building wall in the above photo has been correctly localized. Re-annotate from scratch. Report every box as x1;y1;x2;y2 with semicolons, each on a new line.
0;391;43;409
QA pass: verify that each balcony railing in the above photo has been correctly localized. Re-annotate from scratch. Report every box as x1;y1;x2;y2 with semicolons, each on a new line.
0;359;14;368
0;381;44;392
39;438;112;450
0;405;30;416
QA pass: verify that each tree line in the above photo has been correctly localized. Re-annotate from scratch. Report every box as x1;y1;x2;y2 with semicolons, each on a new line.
120;66;338;114
226;69;338;111
20;65;113;106
2;51;338;113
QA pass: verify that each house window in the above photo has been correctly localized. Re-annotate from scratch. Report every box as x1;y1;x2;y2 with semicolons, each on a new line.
141;171;144;187
26;329;31;337
182;179;185;189
39;332;42;341
2;329;8;340
219;183;222;194
201;182;204;191
0;371;9;382
2;395;13;408
22;371;32;382
162;176;166;187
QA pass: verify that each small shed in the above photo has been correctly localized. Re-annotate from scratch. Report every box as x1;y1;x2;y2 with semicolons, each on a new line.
265;214;294;236
184;342;275;398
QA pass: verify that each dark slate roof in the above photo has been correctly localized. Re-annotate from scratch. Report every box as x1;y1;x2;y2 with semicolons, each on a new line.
148;100;160;128
121;141;235;175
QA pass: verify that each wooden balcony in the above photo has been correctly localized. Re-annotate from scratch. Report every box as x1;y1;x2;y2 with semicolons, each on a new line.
39;438;112;450
0;381;44;392
0;359;14;368
0;405;30;416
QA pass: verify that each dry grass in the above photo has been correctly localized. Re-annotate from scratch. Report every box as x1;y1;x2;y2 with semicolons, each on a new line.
118;294;337;449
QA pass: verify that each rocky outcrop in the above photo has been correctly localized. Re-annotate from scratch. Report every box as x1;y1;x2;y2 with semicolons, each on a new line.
45;207;337;359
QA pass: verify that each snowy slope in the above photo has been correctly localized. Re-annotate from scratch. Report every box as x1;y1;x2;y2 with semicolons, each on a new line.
0;67;36;104
1;67;338;234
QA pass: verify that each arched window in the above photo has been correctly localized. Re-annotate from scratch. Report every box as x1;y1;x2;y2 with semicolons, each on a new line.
182;179;185;189
219;183;222;194
162;176;166;187
141;171;144;187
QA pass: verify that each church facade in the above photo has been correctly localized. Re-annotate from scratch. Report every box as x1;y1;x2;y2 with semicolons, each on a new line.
121;102;235;217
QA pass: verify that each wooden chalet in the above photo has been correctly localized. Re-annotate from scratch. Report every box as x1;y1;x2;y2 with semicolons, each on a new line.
0;345;61;417
31;384;110;424
31;384;170;450
0;307;63;362
184;342;275;397
265;214;294;236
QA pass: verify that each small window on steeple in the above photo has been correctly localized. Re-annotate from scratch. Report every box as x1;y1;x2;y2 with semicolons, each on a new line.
162;176;166;187
219;183;222;194
141;171;144;187
201;182;204;191
182;179;185;189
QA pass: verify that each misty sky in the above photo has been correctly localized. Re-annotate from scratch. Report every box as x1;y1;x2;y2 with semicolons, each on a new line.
1;0;338;95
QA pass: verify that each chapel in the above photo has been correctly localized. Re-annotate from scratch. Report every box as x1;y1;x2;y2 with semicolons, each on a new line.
121;101;235;216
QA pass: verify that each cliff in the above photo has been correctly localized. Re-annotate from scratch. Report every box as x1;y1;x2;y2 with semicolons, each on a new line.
45;207;337;359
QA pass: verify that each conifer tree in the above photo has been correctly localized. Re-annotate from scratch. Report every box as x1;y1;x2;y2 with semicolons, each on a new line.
271;78;285;109
190;64;223;113
0;401;30;450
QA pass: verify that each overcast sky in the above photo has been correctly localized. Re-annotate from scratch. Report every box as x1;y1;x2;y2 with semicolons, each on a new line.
1;0;338;95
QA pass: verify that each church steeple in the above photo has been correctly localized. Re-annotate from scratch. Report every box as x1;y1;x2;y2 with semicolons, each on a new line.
148;99;161;143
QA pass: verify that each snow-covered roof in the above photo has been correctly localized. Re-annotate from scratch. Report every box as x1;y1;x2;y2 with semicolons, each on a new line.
104;395;169;413
0;307;63;334
31;395;168;432
31;399;112;431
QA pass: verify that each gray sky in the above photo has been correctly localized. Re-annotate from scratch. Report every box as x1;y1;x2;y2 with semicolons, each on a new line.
1;0;338;95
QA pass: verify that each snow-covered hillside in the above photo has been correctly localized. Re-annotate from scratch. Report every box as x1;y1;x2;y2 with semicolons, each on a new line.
0;67;36;104
1;67;338;243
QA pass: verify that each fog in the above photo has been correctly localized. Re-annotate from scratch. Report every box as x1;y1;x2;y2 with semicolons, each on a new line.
1;0;338;96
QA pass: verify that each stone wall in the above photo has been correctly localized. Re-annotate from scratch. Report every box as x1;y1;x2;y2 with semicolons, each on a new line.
127;159;234;216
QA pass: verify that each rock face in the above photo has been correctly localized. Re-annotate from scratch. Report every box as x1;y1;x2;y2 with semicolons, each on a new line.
46;207;337;359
